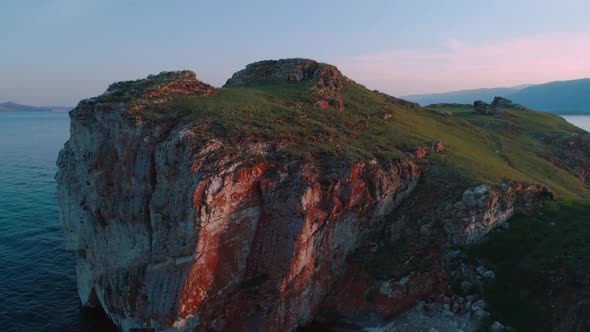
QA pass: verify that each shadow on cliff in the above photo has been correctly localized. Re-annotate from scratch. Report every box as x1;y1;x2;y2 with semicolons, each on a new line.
80;305;118;332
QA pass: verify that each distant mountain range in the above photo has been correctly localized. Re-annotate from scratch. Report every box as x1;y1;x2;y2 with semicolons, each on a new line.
0;102;71;112
402;86;530;106
403;78;590;114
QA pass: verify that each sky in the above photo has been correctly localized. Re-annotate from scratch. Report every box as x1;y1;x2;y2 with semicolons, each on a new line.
2;0;590;106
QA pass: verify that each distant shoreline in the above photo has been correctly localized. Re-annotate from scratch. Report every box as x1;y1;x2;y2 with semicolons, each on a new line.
0;102;72;113
0;110;71;112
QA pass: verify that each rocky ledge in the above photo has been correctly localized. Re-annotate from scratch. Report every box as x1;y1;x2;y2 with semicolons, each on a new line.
57;59;570;332
473;97;527;115
445;181;554;245
224;58;348;109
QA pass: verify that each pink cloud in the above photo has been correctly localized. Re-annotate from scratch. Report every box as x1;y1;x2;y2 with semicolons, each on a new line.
336;34;590;96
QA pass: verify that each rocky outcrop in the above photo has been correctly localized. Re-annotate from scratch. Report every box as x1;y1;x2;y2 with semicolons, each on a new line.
101;70;217;112
57;69;444;331
57;61;560;332
473;97;526;115
224;58;348;110
310;178;551;328
224;58;347;90
444;181;554;245
491;96;527;111
473;100;490;115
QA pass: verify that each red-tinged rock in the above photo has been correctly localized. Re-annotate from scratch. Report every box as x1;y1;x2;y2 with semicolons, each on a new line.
320;256;446;322
434;141;445;153
56;64;553;332
316;100;330;109
57;76;442;330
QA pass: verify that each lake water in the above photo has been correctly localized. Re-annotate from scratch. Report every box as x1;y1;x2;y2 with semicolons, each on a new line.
562;115;590;132
0;112;588;331
0;112;115;332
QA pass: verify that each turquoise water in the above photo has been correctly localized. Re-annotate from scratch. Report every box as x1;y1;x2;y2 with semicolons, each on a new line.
0;112;115;332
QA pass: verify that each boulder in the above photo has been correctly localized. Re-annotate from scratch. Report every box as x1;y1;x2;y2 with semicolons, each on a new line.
473;100;490;114
491;97;527;111
444;181;554;245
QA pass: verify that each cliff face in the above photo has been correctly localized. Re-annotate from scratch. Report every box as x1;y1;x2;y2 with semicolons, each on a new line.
56;67;438;331
57;60;570;331
445;182;554;245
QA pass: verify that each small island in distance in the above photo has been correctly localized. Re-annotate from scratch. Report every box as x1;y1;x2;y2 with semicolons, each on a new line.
0;101;72;113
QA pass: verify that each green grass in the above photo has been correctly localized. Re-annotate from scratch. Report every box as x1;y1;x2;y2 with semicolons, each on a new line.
134;81;590;198
425;104;589;198
465;200;590;331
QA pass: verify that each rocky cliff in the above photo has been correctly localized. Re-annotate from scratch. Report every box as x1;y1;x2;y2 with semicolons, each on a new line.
57;59;588;331
445;182;554;245
224;58;348;110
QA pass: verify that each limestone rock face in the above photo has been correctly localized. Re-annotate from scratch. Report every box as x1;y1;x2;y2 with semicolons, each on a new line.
56;70;438;331
444;181;554;245
57;66;556;332
224;58;348;110
100;70;217;113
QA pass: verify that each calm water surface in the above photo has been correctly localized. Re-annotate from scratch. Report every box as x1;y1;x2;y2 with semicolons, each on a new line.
0;112;115;332
563;115;590;132
0;112;589;331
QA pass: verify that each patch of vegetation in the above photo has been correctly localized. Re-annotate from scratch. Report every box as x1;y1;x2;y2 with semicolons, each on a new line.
136;81;589;198
466;200;590;331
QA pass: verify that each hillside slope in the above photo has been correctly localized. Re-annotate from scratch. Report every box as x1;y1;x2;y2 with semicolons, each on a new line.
57;59;590;332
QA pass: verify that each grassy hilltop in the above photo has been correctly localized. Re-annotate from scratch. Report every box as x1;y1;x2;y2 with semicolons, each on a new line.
135;77;589;198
